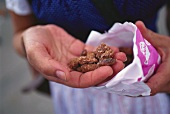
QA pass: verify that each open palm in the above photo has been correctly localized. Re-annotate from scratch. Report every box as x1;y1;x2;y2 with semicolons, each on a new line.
23;24;126;88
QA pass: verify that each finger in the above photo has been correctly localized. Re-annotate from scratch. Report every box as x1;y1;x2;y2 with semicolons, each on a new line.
146;66;168;95
46;61;124;88
25;42;70;81
135;21;166;48
146;63;170;95
110;46;119;53
96;60;126;85
84;44;95;52
146;74;162;96
112;60;125;75
69;39;86;56
77;66;113;87
114;52;127;62
50;66;113;88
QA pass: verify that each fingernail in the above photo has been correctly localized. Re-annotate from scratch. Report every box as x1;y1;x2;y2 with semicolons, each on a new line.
56;70;66;81
124;57;127;62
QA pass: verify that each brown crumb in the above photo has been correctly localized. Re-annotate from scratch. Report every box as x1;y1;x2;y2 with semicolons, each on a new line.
68;43;116;73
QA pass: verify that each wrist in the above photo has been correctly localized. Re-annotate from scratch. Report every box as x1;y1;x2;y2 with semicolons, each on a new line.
13;31;26;58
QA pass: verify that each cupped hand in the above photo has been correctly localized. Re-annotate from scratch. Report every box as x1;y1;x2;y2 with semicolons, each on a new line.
23;24;126;88
136;21;170;95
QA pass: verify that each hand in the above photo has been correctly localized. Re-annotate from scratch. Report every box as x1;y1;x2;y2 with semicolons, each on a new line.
23;24;126;88
136;21;170;95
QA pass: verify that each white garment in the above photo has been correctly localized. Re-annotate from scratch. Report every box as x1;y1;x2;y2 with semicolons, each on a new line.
50;82;170;114
5;0;32;15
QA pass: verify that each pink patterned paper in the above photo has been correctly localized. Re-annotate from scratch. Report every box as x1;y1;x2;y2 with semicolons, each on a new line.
136;29;160;82
86;22;161;96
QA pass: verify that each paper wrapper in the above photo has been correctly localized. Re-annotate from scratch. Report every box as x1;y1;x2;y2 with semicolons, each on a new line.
86;22;161;97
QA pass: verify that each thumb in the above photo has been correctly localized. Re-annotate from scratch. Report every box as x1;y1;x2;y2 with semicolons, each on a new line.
25;43;70;81
135;21;164;48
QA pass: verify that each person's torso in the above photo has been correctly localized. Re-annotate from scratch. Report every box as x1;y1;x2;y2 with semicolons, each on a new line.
30;0;167;42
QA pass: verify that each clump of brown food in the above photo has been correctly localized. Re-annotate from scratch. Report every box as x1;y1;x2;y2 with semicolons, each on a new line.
68;43;116;73
119;47;133;66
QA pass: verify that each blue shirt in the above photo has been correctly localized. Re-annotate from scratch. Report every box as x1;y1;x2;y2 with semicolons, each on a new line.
30;0;167;42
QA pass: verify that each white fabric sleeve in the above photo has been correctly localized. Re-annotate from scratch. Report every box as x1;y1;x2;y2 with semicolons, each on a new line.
5;0;32;15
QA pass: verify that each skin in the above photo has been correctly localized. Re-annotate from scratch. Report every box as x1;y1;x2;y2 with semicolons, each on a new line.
136;21;170;95
10;11;126;88
9;3;170;93
166;1;170;34
10;12;40;78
